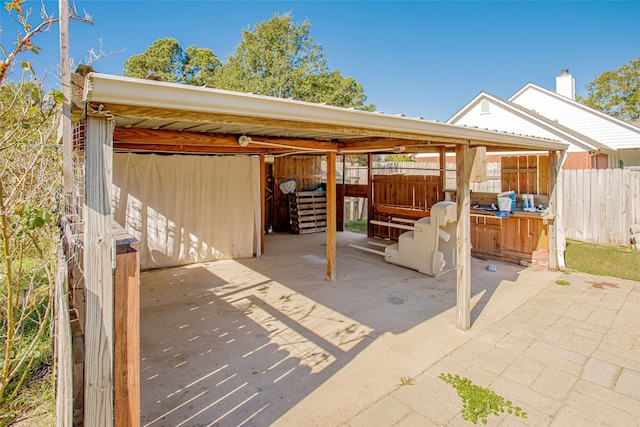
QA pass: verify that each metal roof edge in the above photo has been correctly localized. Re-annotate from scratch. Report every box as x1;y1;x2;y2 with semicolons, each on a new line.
84;73;568;151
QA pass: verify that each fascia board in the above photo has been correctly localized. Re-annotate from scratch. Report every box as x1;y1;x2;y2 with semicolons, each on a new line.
446;92;489;124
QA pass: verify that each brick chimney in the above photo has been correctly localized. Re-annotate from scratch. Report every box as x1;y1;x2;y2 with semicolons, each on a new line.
556;69;575;100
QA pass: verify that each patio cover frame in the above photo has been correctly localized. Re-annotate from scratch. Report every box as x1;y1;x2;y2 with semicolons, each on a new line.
77;73;568;425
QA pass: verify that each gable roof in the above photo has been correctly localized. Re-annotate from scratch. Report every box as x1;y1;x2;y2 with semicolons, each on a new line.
447;92;611;152
510;83;640;136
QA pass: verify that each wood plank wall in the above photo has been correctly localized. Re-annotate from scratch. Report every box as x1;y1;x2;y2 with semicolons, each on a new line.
371;175;441;239
501;155;549;195
272;156;324;231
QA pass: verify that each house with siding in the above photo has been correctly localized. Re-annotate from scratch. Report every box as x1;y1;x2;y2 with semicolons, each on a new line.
448;70;640;169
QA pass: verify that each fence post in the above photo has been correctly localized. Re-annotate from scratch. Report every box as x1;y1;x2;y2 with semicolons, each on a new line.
55;248;73;427
547;151;558;271
113;226;140;427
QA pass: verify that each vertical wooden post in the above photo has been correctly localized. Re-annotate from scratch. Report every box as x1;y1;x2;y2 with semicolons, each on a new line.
337;155;345;231
326;152;337;282
260;154;266;254
456;144;471;331
113;230;140;427
84;114;114;426
367;153;374;237
439;146;447;200
59;0;73;196
548;151;558;271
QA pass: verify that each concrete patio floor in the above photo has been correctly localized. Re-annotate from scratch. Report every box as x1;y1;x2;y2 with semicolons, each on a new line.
139;231;640;427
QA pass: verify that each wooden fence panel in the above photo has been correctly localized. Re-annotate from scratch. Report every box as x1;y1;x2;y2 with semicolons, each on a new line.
626;169;640;239
561;169;640;246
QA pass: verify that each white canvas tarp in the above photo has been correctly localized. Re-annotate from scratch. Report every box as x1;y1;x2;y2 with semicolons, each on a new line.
112;153;261;269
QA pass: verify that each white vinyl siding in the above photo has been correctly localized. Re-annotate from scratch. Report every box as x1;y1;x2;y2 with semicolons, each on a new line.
512;87;640;150
451;100;585;152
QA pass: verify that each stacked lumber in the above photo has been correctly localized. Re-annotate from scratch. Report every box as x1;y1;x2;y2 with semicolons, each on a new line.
289;191;327;234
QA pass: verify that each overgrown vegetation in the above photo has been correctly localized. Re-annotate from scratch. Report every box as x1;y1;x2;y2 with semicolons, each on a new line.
344;219;367;234
439;373;527;424
565;240;640;281
0;73;60;427
0;1;91;423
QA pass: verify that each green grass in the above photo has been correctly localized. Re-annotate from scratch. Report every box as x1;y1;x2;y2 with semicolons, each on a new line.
0;367;55;427
344;219;368;234
565;240;640;281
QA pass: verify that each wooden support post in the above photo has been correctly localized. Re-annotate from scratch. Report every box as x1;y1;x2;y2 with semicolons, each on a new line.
84;114;114;426
326;152;337;282
113;227;140;427
59;0;73;197
367;153;374;237
548;151;558;271
260;154;266;254
456;144;472;331
338;155;345;231
439;146;447;200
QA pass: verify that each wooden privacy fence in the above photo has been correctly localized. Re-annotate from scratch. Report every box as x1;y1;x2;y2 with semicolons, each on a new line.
372;174;441;239
560;168;640;246
337;160;501;224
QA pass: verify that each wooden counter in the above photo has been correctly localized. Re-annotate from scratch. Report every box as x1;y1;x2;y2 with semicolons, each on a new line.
470;208;549;263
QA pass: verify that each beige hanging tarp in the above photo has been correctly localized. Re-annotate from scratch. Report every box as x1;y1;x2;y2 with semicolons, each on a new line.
112;153;261;269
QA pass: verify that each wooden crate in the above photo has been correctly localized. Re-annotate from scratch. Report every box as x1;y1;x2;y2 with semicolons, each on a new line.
289;191;327;234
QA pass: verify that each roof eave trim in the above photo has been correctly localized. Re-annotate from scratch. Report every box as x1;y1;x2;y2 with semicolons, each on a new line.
84;73;568;151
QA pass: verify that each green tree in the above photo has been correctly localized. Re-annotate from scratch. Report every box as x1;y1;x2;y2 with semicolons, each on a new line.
578;56;640;122
123;37;220;85
214;12;375;110
123;37;184;81
183;45;220;86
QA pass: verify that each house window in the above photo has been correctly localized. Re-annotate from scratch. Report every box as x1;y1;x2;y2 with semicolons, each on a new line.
480;100;490;114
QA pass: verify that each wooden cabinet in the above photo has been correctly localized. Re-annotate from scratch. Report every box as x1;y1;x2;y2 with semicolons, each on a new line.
471;212;548;263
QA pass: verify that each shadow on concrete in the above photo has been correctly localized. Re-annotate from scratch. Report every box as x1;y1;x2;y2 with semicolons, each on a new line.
139;231;524;426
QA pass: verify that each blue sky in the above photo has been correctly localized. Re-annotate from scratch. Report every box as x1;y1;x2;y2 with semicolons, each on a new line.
2;1;639;122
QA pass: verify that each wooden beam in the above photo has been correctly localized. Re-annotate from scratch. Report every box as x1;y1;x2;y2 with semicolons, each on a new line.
113;227;140;427
548;151;558;271
338;136;465;150
113;143;276;154
113;127;336;151
99;103;469;144
456;143;471;331
84;114;114;426
326;152;337;282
